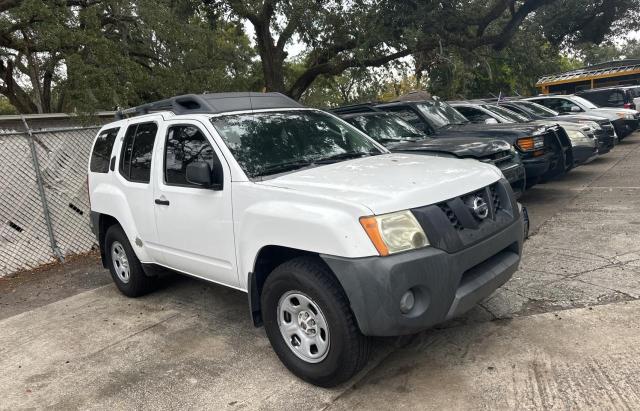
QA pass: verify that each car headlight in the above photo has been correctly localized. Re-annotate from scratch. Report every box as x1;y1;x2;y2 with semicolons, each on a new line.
577;120;600;130
617;112;635;120
360;210;429;256
566;129;593;146
516;136;544;151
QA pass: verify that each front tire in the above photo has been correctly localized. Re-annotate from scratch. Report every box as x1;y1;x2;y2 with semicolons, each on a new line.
104;224;154;297
261;256;370;387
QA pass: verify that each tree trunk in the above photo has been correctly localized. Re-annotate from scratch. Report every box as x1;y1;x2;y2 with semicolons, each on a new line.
254;21;285;93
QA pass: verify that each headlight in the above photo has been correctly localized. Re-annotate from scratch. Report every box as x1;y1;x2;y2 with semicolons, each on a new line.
617;112;635;120
577;120;600;130
360;210;429;256
566;129;593;146
516;136;544;151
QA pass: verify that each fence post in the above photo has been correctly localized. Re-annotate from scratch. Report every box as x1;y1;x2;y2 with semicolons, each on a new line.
21;115;64;263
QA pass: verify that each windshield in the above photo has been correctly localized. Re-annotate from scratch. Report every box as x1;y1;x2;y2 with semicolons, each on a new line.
571;95;598;109
345;114;426;142
484;105;529;122
514;101;559;117
415;100;468;128
210;110;384;178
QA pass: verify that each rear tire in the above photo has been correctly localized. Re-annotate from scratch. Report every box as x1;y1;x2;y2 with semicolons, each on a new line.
104;224;155;297
261;256;370;387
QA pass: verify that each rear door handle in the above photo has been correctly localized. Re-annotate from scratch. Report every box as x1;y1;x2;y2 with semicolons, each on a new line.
155;199;170;206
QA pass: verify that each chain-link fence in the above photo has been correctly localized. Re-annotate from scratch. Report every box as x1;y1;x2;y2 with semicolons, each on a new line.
0;113;114;277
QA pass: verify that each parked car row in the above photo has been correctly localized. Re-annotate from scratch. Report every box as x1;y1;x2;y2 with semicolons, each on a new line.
87;88;637;388
331;90;638;196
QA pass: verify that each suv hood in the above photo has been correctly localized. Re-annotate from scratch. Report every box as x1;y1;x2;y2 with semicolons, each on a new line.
258;153;502;215
434;123;547;142
388;137;511;158
555;114;609;122
587;107;636;120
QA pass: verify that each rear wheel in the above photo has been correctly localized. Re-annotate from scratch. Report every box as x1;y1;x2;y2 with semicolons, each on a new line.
261;256;370;387
104;225;155;297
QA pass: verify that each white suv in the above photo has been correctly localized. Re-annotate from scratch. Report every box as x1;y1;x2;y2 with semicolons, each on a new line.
88;92;524;386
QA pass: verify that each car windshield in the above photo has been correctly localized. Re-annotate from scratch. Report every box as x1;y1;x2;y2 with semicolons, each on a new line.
346;114;426;142
210;110;384;178
571;95;599;109
484;105;529;122
514;101;559;117
415;100;468;128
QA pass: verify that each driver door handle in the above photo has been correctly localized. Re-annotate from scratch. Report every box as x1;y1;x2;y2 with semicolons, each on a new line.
155;199;170;206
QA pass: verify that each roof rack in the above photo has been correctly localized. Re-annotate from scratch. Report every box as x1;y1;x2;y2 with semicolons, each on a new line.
115;92;303;119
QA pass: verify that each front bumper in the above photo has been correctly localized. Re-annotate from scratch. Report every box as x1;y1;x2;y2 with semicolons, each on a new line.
594;129;614;154
612;118;638;138
572;145;598;166
521;153;552;179
322;216;524;336
499;163;526;198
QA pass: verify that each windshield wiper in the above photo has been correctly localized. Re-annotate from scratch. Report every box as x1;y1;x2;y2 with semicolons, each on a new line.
253;160;316;177
315;151;381;164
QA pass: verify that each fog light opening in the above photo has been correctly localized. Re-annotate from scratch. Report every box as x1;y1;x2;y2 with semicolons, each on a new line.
400;290;415;314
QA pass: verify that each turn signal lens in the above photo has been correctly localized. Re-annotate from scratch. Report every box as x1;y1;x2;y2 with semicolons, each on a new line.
359;216;389;256
517;137;534;151
516;136;544;152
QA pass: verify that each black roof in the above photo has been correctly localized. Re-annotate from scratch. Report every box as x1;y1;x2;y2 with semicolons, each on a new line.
331;103;381;115
447;100;490;106
576;85;640;94
335;111;393;119
116;92;303;119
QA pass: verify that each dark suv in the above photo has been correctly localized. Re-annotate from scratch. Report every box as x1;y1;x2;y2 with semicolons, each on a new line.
576;86;640;111
333;107;527;196
371;98;573;187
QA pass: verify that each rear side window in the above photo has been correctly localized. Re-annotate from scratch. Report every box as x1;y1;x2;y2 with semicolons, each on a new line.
587;91;608;106
537;98;580;113
606;91;625;107
455;106;491;123
119;122;158;183
164;125;217;187
90;127;119;173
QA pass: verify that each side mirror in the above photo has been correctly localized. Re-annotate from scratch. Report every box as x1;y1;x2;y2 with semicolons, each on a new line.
186;161;222;189
570;106;581;112
484;118;499;124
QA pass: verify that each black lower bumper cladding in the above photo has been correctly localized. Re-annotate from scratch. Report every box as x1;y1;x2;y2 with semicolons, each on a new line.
322;180;524;336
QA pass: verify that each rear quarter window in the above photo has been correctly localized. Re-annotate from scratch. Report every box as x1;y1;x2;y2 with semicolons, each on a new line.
90;127;120;173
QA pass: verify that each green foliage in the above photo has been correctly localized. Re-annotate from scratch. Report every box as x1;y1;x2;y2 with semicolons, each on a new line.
1;0;639;112
0;97;17;114
578;40;640;66
425;23;583;99
0;0;258;113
